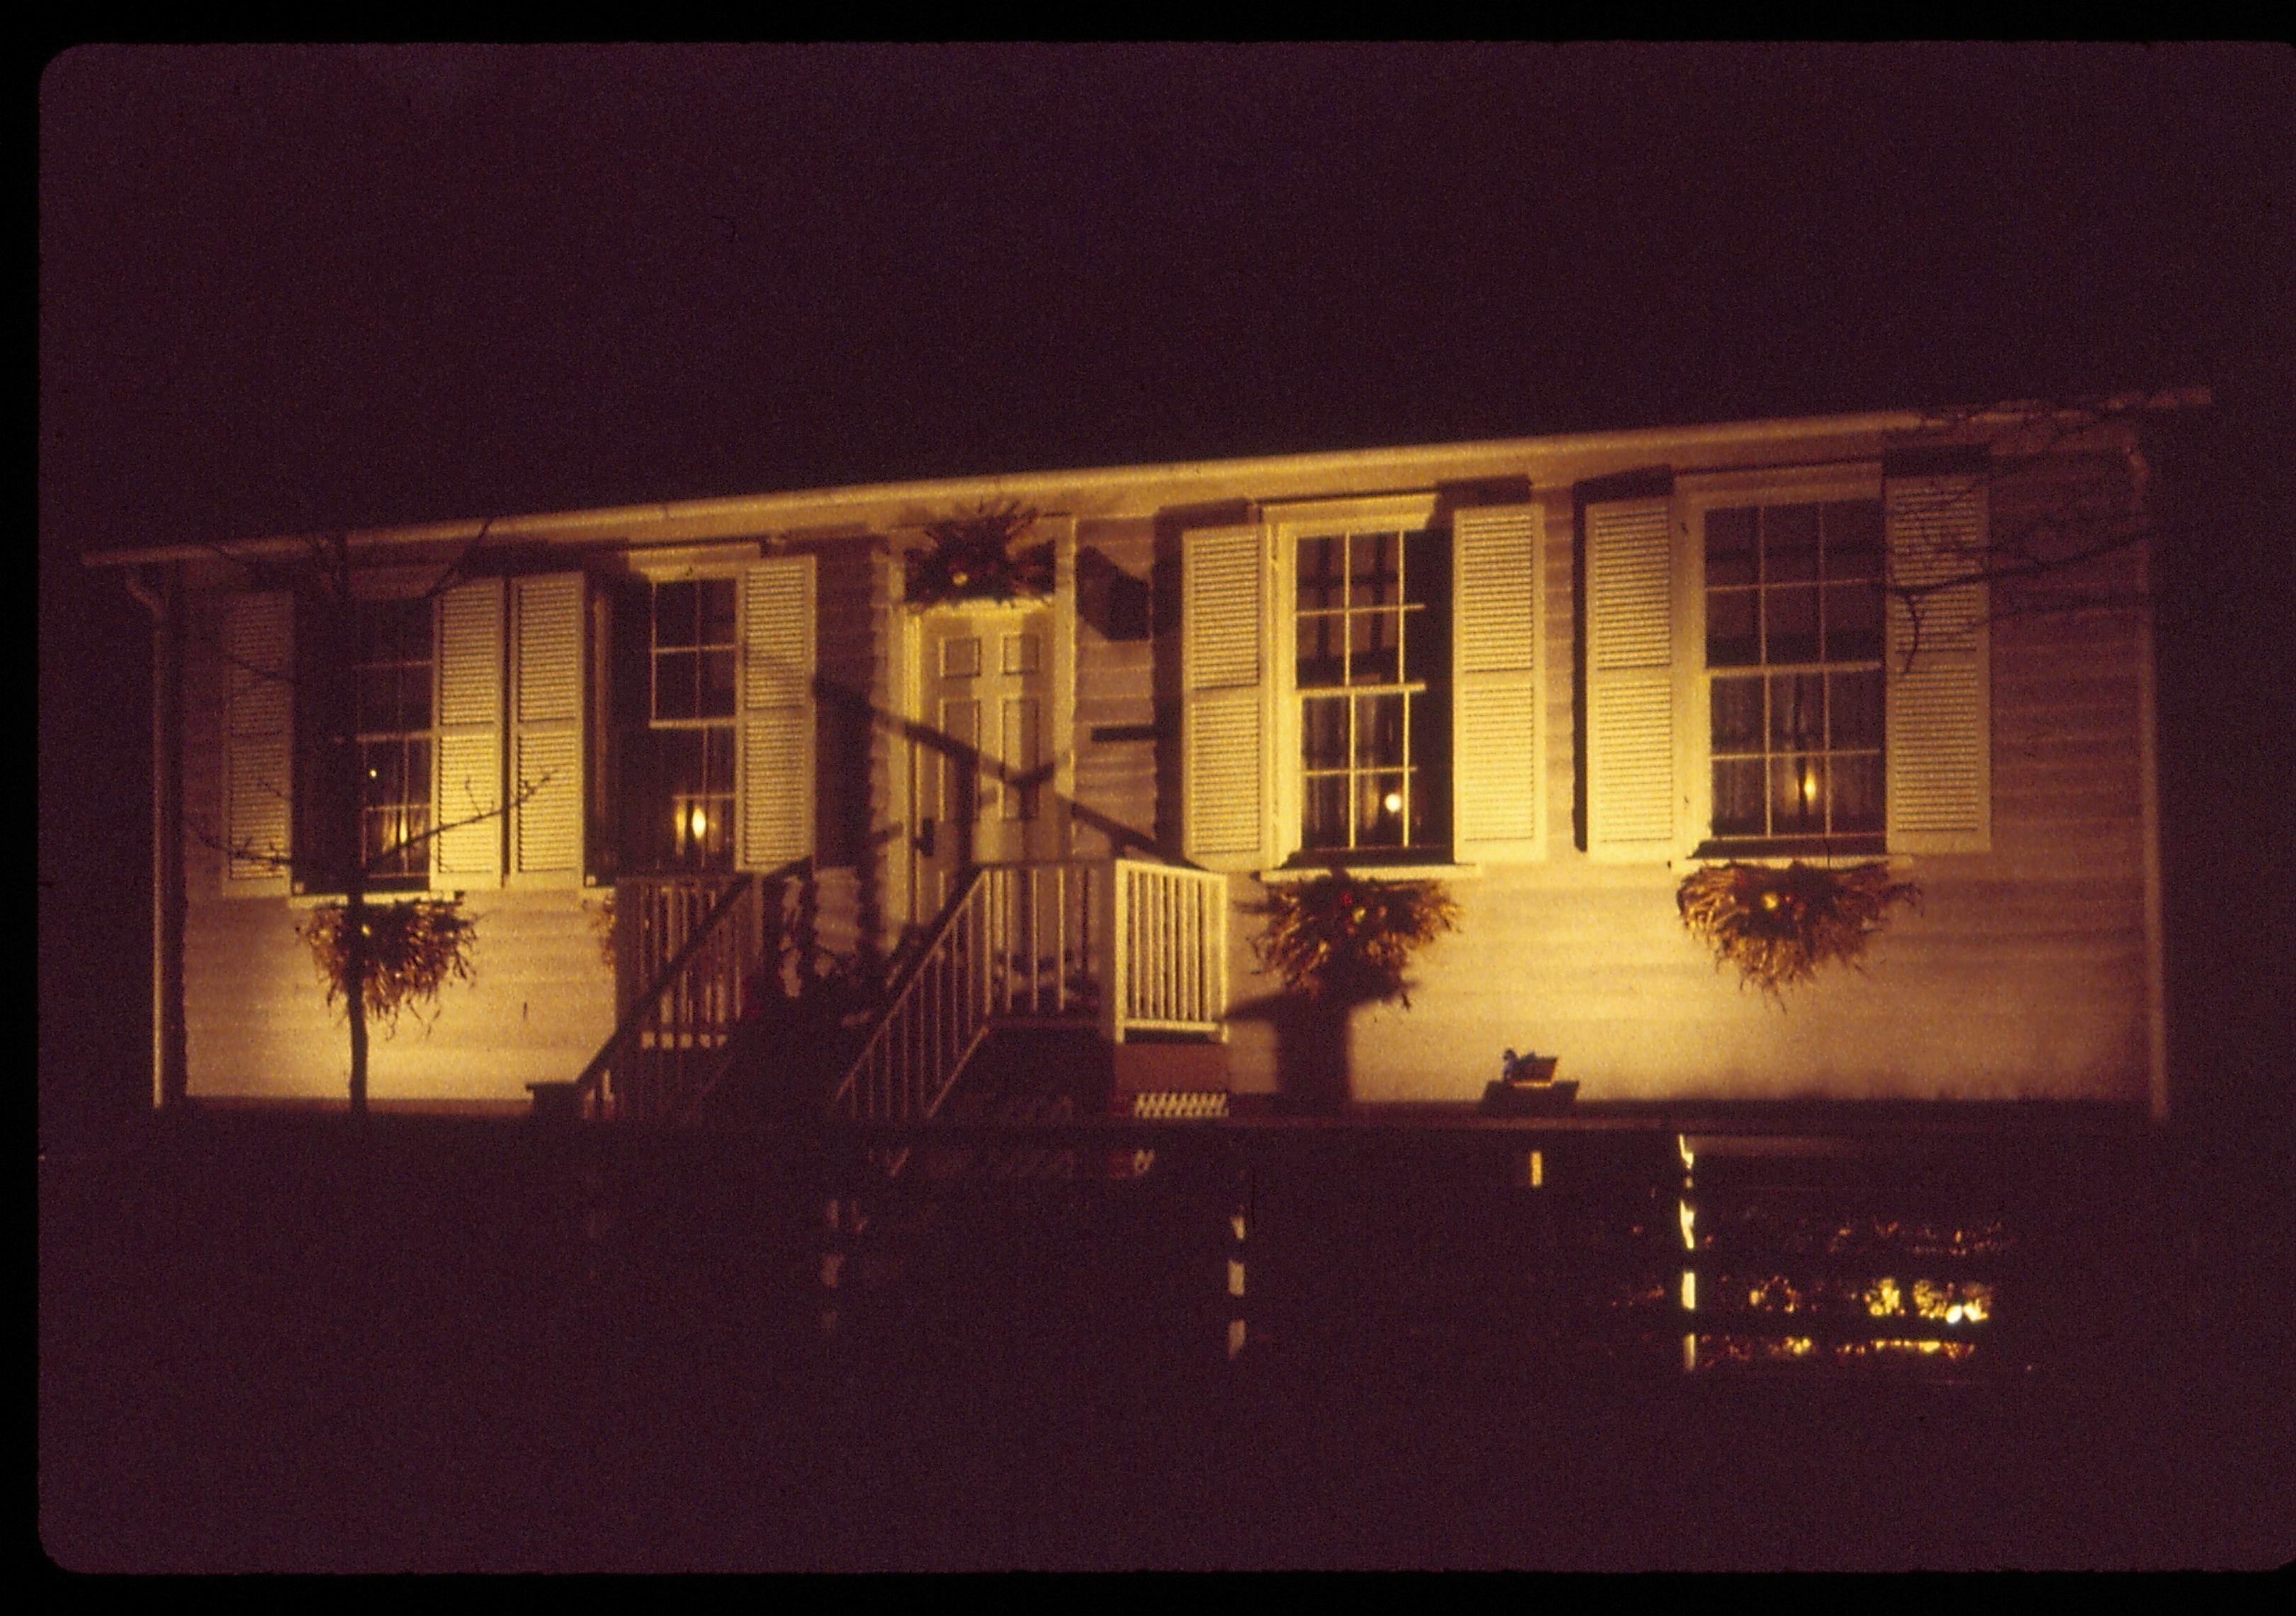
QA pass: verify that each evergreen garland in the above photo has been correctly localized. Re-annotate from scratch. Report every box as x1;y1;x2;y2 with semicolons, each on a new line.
1677;860;1920;997
302;897;478;1032
904;501;1055;607
1253;872;1461;1006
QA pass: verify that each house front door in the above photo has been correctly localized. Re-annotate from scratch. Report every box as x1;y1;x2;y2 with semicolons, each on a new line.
911;605;1058;921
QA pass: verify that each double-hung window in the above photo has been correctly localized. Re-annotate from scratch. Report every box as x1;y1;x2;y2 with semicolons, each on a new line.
1701;498;1885;852
1294;525;1449;854
288;594;436;893
1182;498;1546;872
345;596;437;886
640;576;740;872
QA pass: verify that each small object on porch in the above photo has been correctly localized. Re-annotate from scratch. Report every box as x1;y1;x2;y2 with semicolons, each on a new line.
1500;1048;1558;1086
1482;1051;1575;1114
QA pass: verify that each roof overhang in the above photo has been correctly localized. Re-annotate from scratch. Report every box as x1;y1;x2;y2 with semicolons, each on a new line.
82;388;2208;571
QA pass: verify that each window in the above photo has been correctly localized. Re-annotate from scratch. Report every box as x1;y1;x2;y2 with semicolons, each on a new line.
1584;471;1989;861
296;595;436;892
220;573;590;898
614;556;816;879
638;576;738;871
1701;498;1885;851
1293;526;1449;854
1181;500;1543;872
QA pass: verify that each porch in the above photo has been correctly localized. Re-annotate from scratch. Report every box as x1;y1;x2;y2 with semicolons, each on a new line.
560;857;1229;1126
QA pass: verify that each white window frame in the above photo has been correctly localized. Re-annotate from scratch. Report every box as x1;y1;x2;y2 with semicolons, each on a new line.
1677;463;1891;858
1181;493;1546;877
1269;493;1448;868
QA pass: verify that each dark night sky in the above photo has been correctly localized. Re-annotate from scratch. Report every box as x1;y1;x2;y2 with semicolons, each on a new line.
37;44;2296;1131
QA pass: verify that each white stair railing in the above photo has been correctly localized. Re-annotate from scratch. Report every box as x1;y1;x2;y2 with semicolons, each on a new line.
828;857;1230;1130
1108;859;1229;1041
830;868;994;1126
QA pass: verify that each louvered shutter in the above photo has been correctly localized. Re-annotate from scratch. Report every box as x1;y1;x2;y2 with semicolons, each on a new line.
738;555;816;872
1585;498;1680;860
508;573;587;884
1886;476;1991;853
1451;505;1545;862
222;592;293;894
429;578;505;886
1182;525;1271;872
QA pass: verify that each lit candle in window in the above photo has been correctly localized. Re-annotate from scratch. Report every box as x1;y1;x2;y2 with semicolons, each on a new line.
1800;763;1818;805
688;806;708;840
1382;790;1404;815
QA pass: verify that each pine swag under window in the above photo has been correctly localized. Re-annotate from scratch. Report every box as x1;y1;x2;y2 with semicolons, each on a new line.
904;502;1054;607
1676;860;1919;997
301;898;478;1031
1253;872;1461;1006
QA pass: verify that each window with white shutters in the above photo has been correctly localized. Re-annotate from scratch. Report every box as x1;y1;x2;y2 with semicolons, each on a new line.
1584;468;1991;861
1182;499;1546;872
223;571;592;898
622;555;816;876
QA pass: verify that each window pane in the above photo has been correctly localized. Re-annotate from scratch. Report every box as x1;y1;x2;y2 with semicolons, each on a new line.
1712;759;1765;836
1302;695;1349;769
1358;692;1406;768
1297;537;1341;612
1765;504;1820;583
699;648;736;718
655;580;699;649
1350;532;1400;607
1823;500;1884;580
1766;585;1819;664
1769;673;1825;750
1358;774;1408;846
657;727;702;795
1405;529;1446;607
1706;507;1757;587
1770;755;1825;835
1707;589;1758;667
1349;611;1400;685
364;739;405;804
655;651;697;721
398;663;432;731
1298;615;1344;688
703;726;735;794
1830;753;1883;833
1823;581;1883;662
700;577;738;646
1302;775;1350;849
1829;670;1884;750
1711;675;1762;753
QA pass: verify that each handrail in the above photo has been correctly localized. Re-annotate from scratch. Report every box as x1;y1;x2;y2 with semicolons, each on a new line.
828;866;994;1126
570;871;759;1119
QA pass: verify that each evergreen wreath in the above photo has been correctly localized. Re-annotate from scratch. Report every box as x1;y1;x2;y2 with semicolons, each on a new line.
1676;860;1920;997
1253;872;1461;1006
904;500;1055;607
302;897;478;1032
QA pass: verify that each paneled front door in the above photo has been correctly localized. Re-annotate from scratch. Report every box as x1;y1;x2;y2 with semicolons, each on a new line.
911;605;1058;921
